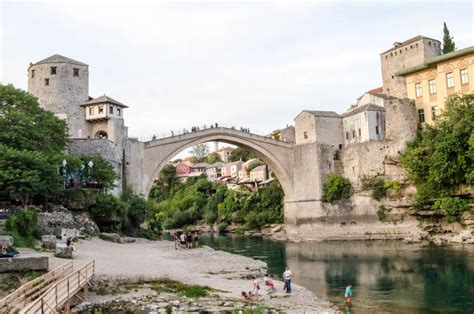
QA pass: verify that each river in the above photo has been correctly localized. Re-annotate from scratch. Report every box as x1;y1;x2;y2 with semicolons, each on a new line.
199;234;474;313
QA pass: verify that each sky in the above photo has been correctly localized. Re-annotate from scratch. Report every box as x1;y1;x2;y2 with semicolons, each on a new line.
1;0;473;142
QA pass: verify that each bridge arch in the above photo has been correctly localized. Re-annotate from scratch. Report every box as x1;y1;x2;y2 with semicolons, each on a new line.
140;128;295;200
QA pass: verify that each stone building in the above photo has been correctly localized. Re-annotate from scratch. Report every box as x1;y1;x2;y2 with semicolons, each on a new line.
380;36;441;98
397;46;474;124
27;54;129;195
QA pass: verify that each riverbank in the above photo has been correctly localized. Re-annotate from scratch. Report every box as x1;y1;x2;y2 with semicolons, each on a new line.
48;238;335;313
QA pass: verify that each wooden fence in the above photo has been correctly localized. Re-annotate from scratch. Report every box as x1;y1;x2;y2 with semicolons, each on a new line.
0;261;73;313
19;260;95;314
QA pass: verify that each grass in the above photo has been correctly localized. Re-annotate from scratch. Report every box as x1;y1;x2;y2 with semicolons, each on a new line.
91;278;209;298
0;230;37;249
54;252;73;259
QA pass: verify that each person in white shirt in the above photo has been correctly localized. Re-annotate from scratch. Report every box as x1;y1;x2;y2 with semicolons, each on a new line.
283;266;292;293
252;275;260;300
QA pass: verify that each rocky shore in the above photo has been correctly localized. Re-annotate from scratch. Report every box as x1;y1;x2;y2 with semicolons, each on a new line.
48;238;335;313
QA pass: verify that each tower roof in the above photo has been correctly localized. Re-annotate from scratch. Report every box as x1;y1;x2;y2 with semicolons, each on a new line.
31;54;88;67
81;95;129;108
380;35;440;55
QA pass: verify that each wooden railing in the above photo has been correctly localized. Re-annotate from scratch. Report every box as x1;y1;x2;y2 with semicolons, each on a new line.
19;260;95;314
0;261;73;313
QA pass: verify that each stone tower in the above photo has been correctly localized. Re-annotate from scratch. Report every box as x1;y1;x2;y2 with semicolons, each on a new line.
28;54;89;138
380;36;441;98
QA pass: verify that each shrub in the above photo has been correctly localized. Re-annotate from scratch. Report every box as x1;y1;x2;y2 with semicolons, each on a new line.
362;176;400;201
217;222;229;233
322;174;352;203
13;209;38;238
377;205;392;221
89;194;125;231
433;197;467;217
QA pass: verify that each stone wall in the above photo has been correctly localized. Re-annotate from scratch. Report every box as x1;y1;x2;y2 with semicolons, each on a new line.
0;256;48;273
28;61;90;138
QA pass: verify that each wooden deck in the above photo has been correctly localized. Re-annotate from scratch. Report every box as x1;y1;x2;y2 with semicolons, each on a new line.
0;261;73;313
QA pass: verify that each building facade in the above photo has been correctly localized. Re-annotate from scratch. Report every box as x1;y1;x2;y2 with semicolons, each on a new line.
397;46;474;124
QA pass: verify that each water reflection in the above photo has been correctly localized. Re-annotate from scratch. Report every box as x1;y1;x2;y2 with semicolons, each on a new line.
200;235;474;313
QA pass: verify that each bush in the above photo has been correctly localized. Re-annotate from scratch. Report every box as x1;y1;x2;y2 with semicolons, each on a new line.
217;222;229;233
362;177;400;201
322;174;352;203
433;197;468;221
12;209;38;238
377;205;392;221
89;194;125;232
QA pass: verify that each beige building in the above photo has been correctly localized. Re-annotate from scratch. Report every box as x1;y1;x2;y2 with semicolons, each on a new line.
250;165;268;182
397;46;474;124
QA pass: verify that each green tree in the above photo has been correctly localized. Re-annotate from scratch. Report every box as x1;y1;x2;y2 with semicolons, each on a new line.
85;155;119;190
228;147;255;162
206;152;222;164
442;22;456;54
0;84;67;155
401;94;474;207
322;174;352;203
190;144;210;161
0;145;61;206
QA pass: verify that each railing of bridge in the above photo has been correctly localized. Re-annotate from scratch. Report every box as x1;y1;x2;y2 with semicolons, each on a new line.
0;261;73;313
19;260;95;314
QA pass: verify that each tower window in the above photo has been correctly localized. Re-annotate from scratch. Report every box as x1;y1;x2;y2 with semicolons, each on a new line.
345;132;349;140
109;106;114;114
429;41;431;46
44;78;49;86
73;68;80;77
418;109;425;123
303;131;308;139
352;130;355;138
89;107;94;115
117;108;121;116
446;72;454;88
31;69;35;78
358;128;361;137
460;68;469;85
375;126;380;135
98;106;104;114
50;67;57;75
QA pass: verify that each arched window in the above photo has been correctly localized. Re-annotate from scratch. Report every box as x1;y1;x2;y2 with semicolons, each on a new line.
95;130;108;139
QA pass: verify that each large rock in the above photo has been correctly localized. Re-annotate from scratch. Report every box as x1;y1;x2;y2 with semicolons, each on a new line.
100;233;123;243
38;207;100;236
0;255;48;272
41;235;57;250
0;236;13;247
55;243;73;258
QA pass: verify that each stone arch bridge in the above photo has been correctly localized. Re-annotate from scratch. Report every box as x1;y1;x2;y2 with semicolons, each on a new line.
124;126;334;232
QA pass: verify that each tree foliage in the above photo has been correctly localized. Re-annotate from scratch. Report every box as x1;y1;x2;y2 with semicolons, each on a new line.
0;84;67;154
322;174;352;203
442;22;456;54
205;152;222;164
228;147;255;162
401;94;474;209
190;144;210;160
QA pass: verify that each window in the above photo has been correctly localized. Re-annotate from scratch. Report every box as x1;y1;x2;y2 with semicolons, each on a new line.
460;68;469;85
303;131;308;139
50;67;57;75
109;106;114;114
428;79;437;94
375;126;380;135
345;132;349;140
432;106;437;121
73;68;80;77
352;130;355;138
358;128;361;137
31;69;35;78
415;83;423;97
44;78;49;86
446;72;454;88
98;106;104;114
418;109;425;123
117;108;121;116
89;107;94;115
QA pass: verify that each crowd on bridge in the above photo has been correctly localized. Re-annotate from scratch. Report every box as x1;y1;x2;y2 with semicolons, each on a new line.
150;122;253;141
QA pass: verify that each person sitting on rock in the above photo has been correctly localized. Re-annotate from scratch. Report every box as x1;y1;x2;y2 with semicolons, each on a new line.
66;237;76;252
264;273;275;292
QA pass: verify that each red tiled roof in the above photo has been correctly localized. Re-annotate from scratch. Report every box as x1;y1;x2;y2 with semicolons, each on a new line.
367;86;383;95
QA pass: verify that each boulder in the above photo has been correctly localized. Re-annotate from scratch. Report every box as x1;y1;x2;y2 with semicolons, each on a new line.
61;228;80;241
55;243;73;258
100;233;123;243
0;236;13;247
42;235;57;250
271;225;283;233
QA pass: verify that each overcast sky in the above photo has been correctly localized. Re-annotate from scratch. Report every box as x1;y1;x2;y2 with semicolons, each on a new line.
1;0;473;141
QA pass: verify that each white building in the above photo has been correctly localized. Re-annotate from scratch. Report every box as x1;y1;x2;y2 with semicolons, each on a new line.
229;161;243;178
342;90;386;146
206;162;223;182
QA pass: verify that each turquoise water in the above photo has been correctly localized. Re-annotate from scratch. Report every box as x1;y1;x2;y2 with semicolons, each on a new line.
200;234;474;313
